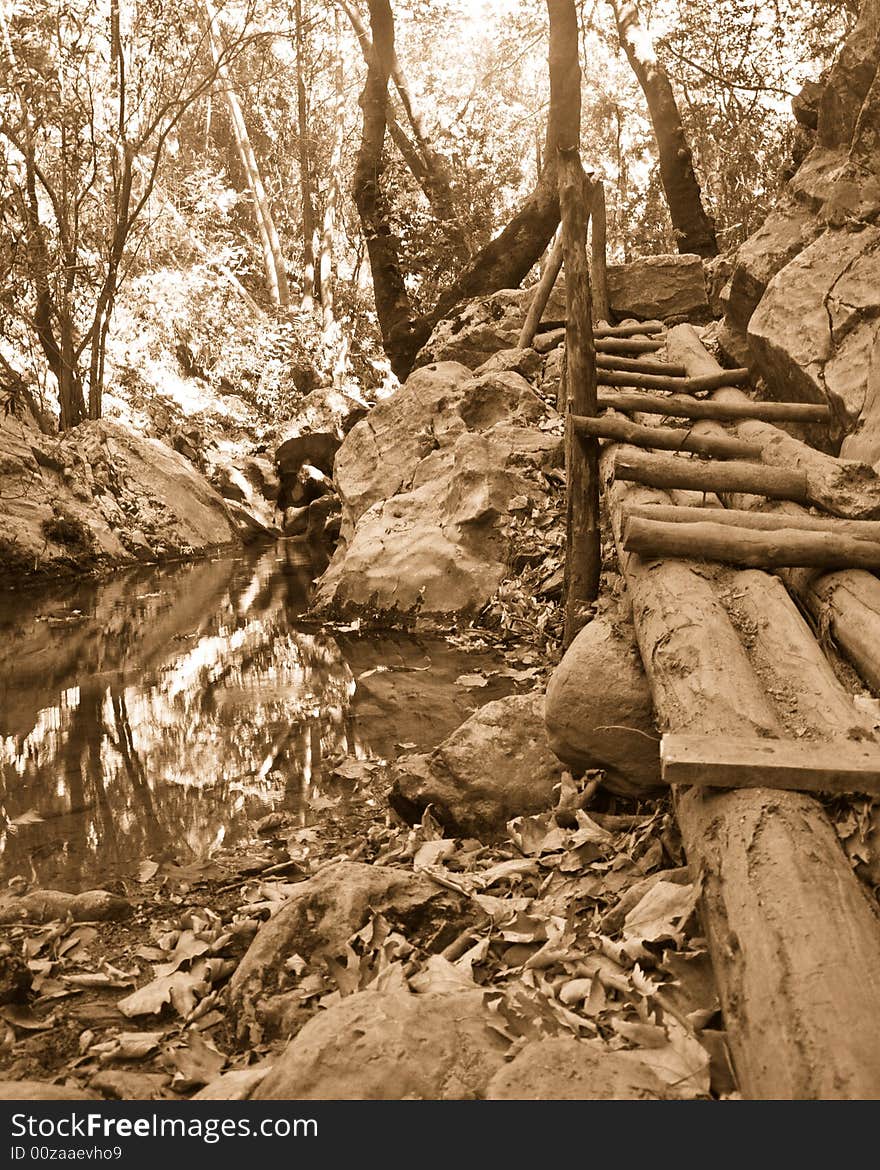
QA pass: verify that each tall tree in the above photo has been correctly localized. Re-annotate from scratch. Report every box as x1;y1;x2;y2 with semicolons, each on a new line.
204;0;290;308
607;0;718;257
353;0;566;379
294;0;318;310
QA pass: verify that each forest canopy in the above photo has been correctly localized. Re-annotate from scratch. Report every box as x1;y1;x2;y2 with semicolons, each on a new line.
0;0;856;426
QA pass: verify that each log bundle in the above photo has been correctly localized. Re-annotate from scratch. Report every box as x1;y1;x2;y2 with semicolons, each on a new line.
602;463;880;1099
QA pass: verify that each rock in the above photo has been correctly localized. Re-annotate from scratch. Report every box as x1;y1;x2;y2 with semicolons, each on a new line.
544;614;661;799
275;387;369;477
229;862;461;1029
90;1071;171;1100
192;1066;272;1100
390;692;565;838
330;361;474;533
485;1037;668;1100
0;888;131;925
606;254;709;322
414;287;567;370
473;347;543;381
748;225;880;430
0;1080;96;1100
253;988;507;1100
314;360;561;616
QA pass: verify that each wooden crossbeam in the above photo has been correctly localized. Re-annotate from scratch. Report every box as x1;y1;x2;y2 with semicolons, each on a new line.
661;733;880;795
597;389;830;422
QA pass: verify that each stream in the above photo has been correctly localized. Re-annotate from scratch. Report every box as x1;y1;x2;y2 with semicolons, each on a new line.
0;542;515;892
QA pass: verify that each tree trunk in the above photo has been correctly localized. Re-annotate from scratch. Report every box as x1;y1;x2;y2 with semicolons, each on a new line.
607;0;718;257
340;0;469;262
295;0;318;310
352;0;413;359
204;0;290;308
590;179;610;323
319;4;345;340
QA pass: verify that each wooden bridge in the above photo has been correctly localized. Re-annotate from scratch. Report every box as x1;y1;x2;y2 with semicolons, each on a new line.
542;180;880;1098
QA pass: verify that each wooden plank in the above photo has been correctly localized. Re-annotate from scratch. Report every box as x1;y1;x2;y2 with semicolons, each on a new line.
598;389;830;423
573;413;761;460
661;733;880;795
518;232;566;350
623;515;880;570
614;447;809;503
598;367;750;392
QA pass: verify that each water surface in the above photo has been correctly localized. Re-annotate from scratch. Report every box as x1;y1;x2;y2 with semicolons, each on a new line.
0;543;510;890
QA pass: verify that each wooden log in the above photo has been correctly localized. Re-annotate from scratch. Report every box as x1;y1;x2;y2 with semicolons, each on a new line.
559;147;600;645
661;735;880;795
666;325;880;521
614;447;809;503
598;389;830;423
594;336;665;355
624;516;880;570
590;179;610;325
627;502;880;541
598;368;750;392
721;568;878;738
603;461;880;1100
537;318;665;337
795;570;880;695
596;354;687;376
518;232;566;350
573;413;761;460
663;326;880;697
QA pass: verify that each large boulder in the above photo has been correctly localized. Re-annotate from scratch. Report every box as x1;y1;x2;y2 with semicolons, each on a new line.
606;254;709;322
544;615;661;799
0;410;237;580
720;2;880;457
313;362;560;616
229;862;460;1030
275;386;368;477
390;691;566;838
253;988;507;1100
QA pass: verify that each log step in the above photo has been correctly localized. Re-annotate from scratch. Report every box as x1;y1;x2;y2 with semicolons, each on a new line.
661;733;880;795
598;368;750;392
596;355;687;376
627;503;880;541
598;389;830;423
536;319;666;337
613;447;809;503
573;414;761;461
623;515;880;569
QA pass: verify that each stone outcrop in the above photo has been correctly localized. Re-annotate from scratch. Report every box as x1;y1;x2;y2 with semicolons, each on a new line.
312;362;561;616
0;408;238;580
390;691;565;837
544;614;662;799
720;1;880;461
253;988;506;1100
606;254;709;322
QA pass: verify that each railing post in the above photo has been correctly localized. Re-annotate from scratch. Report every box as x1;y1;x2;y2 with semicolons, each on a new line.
560;149;601;648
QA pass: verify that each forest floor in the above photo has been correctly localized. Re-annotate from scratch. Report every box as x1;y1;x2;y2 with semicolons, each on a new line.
0;591;729;1101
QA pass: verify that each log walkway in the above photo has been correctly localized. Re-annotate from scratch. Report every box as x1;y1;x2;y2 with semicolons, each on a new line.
559;315;880;1099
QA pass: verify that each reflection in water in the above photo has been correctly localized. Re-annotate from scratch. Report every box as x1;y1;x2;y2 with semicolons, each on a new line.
0;544;368;890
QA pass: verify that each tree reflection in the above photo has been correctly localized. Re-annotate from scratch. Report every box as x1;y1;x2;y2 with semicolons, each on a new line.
0;544;360;890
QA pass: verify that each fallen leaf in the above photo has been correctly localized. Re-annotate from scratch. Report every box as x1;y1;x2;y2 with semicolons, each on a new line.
136;860;160;883
455;673;489;688
169;1033;225;1090
117;966;207;1018
623;881;699;944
